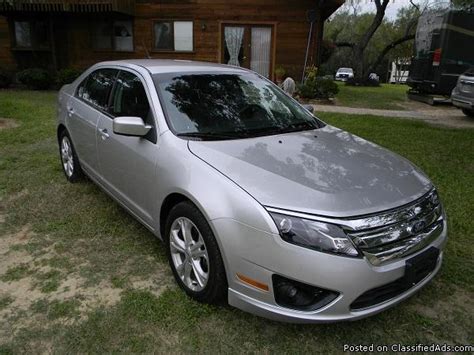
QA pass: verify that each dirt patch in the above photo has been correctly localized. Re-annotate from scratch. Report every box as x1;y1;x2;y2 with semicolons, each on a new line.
0;118;19;130
0;224;173;343
314;103;474;129
411;288;474;344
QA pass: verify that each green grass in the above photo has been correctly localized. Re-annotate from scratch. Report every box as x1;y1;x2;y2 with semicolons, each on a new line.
1;264;32;282
335;82;410;110
0;90;473;352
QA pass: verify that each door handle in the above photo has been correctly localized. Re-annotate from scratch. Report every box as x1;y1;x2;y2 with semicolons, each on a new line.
67;106;74;117
99;128;110;140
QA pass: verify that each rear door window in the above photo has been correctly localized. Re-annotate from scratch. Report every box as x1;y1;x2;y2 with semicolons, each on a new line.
77;69;118;110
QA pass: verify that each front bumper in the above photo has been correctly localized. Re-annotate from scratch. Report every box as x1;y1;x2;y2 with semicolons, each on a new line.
212;218;447;323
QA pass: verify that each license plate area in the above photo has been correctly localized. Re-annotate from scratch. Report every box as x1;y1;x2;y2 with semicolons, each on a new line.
404;247;439;287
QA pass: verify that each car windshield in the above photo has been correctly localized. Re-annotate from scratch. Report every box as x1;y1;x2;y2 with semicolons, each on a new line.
338;68;353;73
153;72;322;140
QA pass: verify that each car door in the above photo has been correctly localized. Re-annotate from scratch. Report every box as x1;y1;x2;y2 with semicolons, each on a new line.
96;69;158;226
67;69;117;176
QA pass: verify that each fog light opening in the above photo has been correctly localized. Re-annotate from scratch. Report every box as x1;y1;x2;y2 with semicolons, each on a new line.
273;275;339;311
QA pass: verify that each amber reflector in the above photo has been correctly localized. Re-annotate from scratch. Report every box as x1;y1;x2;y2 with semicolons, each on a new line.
236;273;269;292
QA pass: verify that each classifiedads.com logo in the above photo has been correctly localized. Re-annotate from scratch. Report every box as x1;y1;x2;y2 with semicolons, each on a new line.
343;343;474;352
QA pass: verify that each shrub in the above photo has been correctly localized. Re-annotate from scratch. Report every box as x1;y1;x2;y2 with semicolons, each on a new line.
299;67;339;99
17;68;54;90
0;70;13;89
275;65;286;82
56;68;82;87
346;77;380;87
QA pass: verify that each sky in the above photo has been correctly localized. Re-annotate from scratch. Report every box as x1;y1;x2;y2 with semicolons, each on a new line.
350;0;453;19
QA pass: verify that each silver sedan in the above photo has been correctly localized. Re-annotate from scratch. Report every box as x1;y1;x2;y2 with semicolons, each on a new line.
57;60;447;323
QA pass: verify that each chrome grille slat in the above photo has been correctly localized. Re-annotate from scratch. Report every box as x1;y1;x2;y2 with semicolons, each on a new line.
349;205;442;250
361;220;443;266
346;189;444;266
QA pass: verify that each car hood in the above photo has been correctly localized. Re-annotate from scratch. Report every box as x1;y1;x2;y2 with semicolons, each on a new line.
188;125;432;217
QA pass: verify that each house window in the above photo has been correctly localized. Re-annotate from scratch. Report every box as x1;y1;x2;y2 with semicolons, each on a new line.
93;20;133;52
154;21;193;52
13;20;50;49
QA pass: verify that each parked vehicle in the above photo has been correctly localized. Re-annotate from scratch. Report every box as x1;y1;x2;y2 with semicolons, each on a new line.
451;67;474;116
57;60;447;323
407;9;474;95
335;67;354;81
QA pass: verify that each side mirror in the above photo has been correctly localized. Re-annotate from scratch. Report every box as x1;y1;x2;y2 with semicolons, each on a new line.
113;116;151;137
303;104;314;113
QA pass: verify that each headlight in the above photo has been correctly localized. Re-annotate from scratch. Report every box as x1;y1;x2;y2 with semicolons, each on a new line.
269;213;359;257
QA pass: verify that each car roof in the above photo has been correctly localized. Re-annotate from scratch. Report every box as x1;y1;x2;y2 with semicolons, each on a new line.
95;59;249;75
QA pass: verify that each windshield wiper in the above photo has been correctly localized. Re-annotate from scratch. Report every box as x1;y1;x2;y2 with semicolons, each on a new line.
176;132;243;140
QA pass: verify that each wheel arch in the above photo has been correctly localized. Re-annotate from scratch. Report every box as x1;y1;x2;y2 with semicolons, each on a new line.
57;124;67;142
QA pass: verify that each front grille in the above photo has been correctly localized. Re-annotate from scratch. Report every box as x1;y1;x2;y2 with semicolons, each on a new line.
346;189;444;265
351;247;440;310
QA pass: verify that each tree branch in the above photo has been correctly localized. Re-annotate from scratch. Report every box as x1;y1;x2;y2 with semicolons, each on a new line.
334;41;355;48
357;0;390;52
366;33;415;74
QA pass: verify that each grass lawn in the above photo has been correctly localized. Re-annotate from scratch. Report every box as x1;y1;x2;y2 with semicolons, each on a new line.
0;90;473;353
335;82;410;110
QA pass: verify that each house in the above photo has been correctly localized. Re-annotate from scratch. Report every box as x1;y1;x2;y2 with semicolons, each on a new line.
0;0;344;80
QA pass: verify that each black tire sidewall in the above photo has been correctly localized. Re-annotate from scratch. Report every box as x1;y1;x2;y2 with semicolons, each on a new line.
462;109;474;117
59;130;82;183
164;201;227;303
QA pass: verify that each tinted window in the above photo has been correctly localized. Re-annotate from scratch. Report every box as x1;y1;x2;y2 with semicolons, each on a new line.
111;71;151;124
153;72;321;139
79;69;117;110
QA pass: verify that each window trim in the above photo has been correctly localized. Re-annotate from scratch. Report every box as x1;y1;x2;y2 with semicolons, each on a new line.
152;20;194;53
92;19;135;53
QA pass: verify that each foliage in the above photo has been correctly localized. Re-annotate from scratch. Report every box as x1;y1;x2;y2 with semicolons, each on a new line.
274;65;286;78
322;1;421;81
56;68;82;87
0;70;13;89
299;66;339;99
17;68;54;90
346;76;380;87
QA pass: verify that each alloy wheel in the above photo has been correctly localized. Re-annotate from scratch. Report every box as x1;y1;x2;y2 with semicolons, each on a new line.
169;217;210;292
61;136;74;177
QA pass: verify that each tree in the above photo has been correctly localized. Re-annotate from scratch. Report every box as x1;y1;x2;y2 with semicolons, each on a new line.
324;0;422;81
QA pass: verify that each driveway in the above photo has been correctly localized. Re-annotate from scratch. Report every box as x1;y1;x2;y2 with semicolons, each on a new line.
312;103;474;129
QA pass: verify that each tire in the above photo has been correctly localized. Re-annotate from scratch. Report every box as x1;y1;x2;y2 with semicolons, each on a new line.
461;108;474;117
58;130;83;183
164;201;227;304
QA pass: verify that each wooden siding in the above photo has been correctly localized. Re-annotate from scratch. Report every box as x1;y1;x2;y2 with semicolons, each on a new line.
0;0;342;79
0;16;14;69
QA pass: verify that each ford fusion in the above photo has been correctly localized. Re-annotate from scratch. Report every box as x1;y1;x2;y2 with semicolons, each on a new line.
57;60;447;323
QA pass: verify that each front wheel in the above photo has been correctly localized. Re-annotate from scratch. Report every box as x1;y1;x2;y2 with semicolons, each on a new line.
165;201;227;304
461;108;474;117
59;130;83;182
